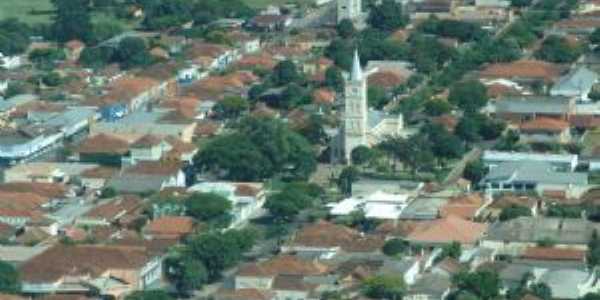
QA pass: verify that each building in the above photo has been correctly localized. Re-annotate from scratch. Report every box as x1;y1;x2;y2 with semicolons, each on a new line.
107;161;185;193
331;51;404;163
281;221;384;259
482;217;600;254
482;150;578;171
0;52;22;70
19;244;163;298
550;66;598;101
235;255;328;290
3;162;99;184
337;0;362;23
405;215;488;247
143;216;195;240
519;117;572;144
327;190;411;220
76;195;142;227
480;161;588;198
490;96;576;123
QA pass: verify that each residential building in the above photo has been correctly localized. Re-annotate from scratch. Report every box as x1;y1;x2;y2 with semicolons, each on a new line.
482;150;579;171
19;244;163;298
143;216;195;240
328;190;411;220
188;182;266;228
490;96;576;123
247;15;293;32
405;215;488;247
107;161;185;193
281;221;384;259
412;0;454;20
235;255;328;290
0;52;22;70
519;117;572;144
480;161;588;198
479;60;563;86
482;217;600;254
3;162;98;184
550;66;598;101
76;195;142;227
75;133;131;166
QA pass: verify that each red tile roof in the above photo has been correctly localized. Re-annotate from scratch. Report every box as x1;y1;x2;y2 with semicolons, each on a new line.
521;247;585;261
439;193;484;220
131;134;164;148
520;117;570;133
84;195;142;220
312;88;336;105
480;60;562;82
407;215;488;245
124;161;182;176
0;182;67;199
145;216;194;238
76;133;130;155
368;71;406;89
19;244;152;283
290;221;384;252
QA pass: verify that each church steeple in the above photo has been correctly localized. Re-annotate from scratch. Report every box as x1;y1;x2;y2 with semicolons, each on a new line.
351;50;363;82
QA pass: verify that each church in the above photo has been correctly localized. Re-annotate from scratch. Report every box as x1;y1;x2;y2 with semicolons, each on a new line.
331;51;405;164
337;0;367;27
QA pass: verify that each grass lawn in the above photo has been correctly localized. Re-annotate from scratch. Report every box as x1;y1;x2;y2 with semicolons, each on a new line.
0;0;54;24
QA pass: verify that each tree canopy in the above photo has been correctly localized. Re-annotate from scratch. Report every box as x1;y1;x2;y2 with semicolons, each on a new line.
265;182;322;222
0;18;31;56
499;205;532;221
194;117;316;181
0;260;20;294
51;0;93;43
448;80;488;113
452;270;501;300
184;193;232;228
535;35;583;63
362;274;406;299
125;290;173;300
368;0;407;32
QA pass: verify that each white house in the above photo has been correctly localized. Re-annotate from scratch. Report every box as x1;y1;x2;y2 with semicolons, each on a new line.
0;52;22;70
482;150;579;171
550;66;598;101
328;190;411;219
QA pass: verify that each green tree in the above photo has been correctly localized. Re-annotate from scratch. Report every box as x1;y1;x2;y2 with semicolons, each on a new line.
0;18;31;56
3;82;26;98
456;115;482;143
295;114;327;145
79;46;115;69
325;66;345;92
368;0;407;32
453;270;501;300
91;20;124;44
42;72;63;87
337;19;356;39
422;124;465;162
368;86;389;109
0;260;20;293
325;38;353;70
591;28;600;44
499;205;531;221
51;0;94;43
588;229;600;268
382;239;409;256
448;80;488;113
362;274;406;299
125;290;173;300
265;183;316;222
186;229;256;280
164;255;207;296
338;166;360;195
28;48;66;70
351;145;374;167
529;283;552;300
424;99;452;116
272;60;299;86
463;160;486;183
441;241;462;260
280;83;308;109
213;96;248;119
116;37;152;69
535;35;582;63
184;193;232;228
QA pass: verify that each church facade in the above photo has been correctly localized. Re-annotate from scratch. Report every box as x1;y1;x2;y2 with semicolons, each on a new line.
337;0;362;23
331;51;404;164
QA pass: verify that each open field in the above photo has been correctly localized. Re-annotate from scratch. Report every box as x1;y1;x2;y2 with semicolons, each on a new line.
0;0;54;24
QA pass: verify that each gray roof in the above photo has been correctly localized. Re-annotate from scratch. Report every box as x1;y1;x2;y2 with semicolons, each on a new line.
107;174;168;193
494;96;572;115
0;94;37;112
400;196;449;220
551;66;598;94
485;217;600;246
539;269;589;299
482;161;588;186
406;273;451;298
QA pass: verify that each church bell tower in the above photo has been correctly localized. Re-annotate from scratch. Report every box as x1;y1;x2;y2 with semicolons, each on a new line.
343;50;368;163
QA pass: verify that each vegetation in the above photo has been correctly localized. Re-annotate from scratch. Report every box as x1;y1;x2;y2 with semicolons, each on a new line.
194;117;316;181
362;274;406;299
265;182;323;222
499;205;532;221
452;270;501;300
463;160;487;184
125;290;173;300
382;239;409;257
0;18;32;55
184;193;232;228
0;260;20;294
535;35;583;63
367;0;407;32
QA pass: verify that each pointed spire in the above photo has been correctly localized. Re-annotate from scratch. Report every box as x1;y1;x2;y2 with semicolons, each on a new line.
351;49;363;81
